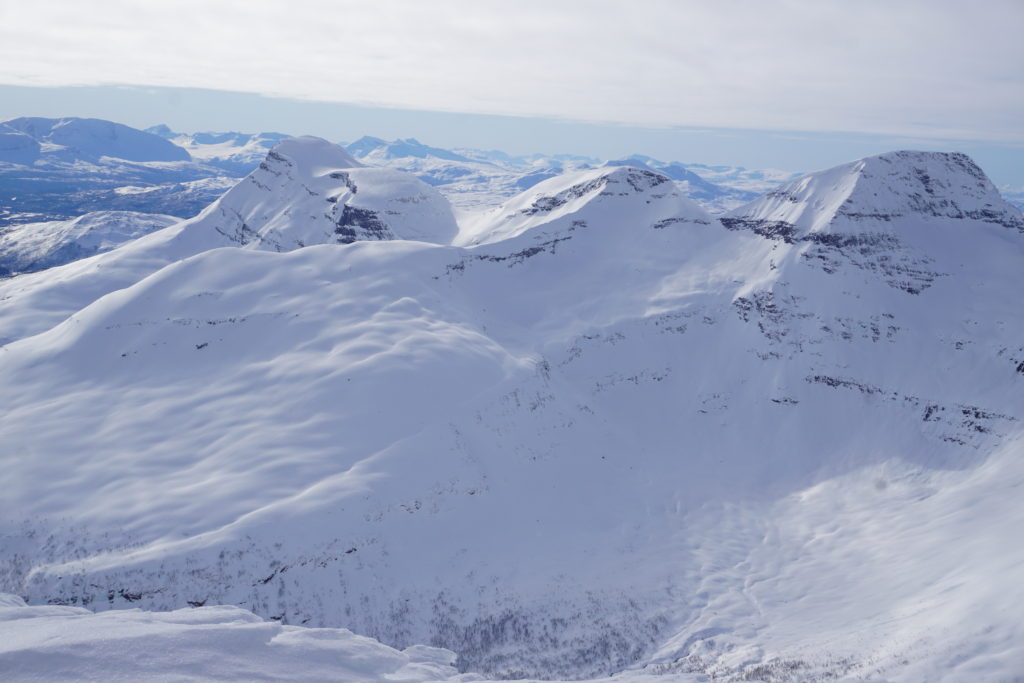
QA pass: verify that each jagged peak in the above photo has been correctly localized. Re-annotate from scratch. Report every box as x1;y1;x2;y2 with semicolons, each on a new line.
724;150;1023;239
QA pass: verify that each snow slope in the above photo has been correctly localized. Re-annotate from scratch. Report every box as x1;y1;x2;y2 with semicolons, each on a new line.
0;211;179;276
1;149;1022;681
0;593;463;682
0;593;715;683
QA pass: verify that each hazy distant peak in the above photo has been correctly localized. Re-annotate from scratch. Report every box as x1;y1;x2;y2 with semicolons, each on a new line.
2;116;191;162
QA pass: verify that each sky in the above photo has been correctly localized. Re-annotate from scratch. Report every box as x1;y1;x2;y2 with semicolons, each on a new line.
0;1;1021;185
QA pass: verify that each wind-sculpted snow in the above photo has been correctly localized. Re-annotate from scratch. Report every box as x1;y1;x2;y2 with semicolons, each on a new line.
0;593;720;682
1;148;1023;681
0;593;463;682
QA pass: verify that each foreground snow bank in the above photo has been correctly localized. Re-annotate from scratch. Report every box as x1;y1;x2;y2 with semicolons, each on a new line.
0;593;461;682
0;594;708;682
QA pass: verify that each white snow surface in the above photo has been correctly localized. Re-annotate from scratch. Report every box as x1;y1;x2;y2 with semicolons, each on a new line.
0;211;179;275
0;593;713;683
2;147;1023;681
0;593;463;682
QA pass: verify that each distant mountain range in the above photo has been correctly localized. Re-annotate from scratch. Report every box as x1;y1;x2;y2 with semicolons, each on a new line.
0;117;804;234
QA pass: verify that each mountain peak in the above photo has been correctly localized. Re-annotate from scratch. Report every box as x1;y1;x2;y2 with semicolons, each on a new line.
457;164;711;246
266;135;363;175
1;116;191;163
345;136;475;163
724;150;1024;238
144;124;176;139
177;136;455;250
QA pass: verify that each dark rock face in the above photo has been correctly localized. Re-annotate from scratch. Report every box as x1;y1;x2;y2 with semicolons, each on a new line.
335;206;390;244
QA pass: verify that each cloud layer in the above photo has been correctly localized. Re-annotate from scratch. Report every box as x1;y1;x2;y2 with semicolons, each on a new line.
1;0;1020;141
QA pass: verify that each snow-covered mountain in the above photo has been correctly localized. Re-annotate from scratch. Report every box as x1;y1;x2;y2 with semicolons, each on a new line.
147;125;292;175
0;116;789;230
0;118;235;226
344;136;782;215
1;141;1022;682
0;117;190;164
604;155;759;212
344;135;584;209
0;211;178;276
347;135;479;164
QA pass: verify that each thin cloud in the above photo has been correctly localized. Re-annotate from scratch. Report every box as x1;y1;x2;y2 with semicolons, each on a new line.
0;0;1020;142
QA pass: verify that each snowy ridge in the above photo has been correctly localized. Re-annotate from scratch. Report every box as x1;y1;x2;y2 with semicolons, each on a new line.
456;165;710;247
1;147;1023;681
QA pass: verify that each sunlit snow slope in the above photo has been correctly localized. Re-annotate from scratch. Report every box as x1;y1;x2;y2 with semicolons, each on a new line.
0;211;179;276
1;143;1022;681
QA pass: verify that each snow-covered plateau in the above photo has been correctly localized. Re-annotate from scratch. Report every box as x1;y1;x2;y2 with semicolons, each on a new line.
1;136;1022;682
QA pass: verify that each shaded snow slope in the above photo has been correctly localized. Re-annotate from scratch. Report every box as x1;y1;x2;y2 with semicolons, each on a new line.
1;150;1023;680
0;211;178;276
